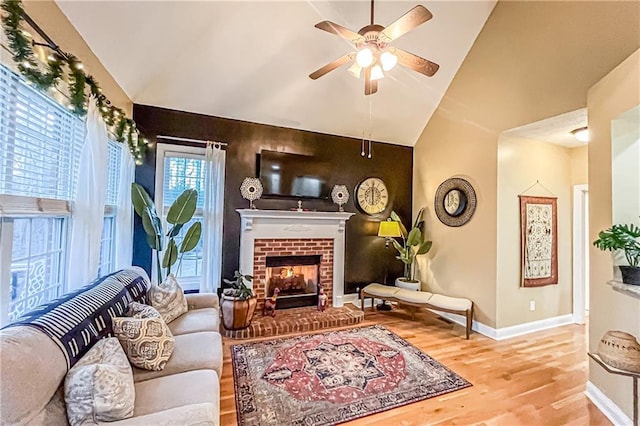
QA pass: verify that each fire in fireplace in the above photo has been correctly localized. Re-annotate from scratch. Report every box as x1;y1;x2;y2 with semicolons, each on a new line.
265;255;321;309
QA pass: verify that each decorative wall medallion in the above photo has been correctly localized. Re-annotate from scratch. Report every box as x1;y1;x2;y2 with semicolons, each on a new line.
331;185;349;212
434;178;477;227
356;177;389;215
240;177;263;209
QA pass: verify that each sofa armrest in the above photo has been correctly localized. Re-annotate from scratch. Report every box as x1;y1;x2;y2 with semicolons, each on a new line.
185;293;220;310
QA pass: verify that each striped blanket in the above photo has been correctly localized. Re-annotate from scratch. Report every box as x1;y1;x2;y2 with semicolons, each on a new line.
5;267;150;368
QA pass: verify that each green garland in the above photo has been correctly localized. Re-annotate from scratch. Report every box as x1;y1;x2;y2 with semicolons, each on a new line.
0;0;147;163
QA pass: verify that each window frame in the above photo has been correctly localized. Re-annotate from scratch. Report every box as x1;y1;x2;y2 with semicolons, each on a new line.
97;141;123;276
154;143;206;289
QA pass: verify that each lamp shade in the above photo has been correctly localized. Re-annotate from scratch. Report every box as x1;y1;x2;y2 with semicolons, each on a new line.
378;220;402;238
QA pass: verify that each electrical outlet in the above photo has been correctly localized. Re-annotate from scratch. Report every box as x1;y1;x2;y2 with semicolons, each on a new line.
529;300;536;311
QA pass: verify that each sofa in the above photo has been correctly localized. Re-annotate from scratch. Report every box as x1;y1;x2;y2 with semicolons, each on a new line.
0;267;223;425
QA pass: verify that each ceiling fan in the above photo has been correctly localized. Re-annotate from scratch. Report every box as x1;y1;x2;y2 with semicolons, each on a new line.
309;0;440;95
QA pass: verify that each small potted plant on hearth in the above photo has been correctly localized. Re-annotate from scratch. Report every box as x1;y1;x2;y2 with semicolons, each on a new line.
221;271;258;330
389;208;433;291
593;221;640;285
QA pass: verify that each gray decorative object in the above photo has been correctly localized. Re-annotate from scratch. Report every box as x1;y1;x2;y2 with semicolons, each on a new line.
240;177;263;209
331;185;349;212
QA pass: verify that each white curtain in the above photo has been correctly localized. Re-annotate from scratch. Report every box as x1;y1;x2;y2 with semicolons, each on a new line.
114;144;136;270
200;144;226;293
68;96;109;289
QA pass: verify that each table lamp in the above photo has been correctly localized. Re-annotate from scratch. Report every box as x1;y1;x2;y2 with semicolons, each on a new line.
378;220;402;247
377;219;402;310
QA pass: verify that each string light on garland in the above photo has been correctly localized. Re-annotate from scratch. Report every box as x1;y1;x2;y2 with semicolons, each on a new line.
0;0;148;164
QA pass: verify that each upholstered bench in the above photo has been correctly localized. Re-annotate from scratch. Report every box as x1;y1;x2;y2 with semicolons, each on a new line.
360;283;474;339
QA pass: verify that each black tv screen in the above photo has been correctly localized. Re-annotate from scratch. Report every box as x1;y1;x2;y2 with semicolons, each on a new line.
259;150;330;199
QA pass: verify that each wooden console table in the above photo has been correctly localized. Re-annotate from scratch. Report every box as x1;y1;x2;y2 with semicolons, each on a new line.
588;352;639;426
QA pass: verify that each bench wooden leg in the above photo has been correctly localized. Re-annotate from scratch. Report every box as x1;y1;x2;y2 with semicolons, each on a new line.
465;304;474;339
360;291;365;312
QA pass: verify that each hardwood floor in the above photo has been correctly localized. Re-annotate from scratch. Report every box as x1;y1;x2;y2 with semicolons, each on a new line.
219;306;610;426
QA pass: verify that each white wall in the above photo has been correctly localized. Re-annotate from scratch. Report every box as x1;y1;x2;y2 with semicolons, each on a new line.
612;105;640;225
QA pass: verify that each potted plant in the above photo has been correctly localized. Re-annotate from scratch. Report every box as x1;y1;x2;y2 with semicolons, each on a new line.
593;222;640;285
131;183;202;284
389;208;433;290
221;271;257;330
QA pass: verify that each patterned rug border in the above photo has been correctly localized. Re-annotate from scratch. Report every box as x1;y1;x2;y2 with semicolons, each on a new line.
231;324;472;425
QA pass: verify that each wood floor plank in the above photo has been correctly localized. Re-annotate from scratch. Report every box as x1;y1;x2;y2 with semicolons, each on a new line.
219;307;611;426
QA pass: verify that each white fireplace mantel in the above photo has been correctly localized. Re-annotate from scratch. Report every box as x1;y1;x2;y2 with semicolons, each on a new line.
237;209;354;307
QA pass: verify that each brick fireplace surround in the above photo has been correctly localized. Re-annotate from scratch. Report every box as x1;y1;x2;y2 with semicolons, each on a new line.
237;209;354;310
253;238;333;311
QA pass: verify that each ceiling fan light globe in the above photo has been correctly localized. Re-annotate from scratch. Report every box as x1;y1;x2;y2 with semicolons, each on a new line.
356;48;374;67
371;64;384;81
347;63;362;78
380;51;398;71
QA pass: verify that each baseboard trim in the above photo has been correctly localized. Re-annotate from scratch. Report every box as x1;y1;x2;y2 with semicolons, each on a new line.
345;298;574;341
436;312;575;341
585;381;632;426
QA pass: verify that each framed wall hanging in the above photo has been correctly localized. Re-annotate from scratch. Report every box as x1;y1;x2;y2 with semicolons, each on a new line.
519;195;558;287
434;177;477;227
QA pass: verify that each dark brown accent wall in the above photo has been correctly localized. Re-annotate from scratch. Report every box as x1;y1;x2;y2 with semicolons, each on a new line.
132;104;412;294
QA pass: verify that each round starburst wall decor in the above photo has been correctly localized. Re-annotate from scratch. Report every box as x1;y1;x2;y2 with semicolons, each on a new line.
331;185;349;212
240;177;263;209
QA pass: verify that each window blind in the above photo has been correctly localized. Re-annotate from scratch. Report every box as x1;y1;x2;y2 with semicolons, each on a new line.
0;63;84;203
105;141;121;207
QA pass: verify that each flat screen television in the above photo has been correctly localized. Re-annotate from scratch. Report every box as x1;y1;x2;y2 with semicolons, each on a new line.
259;150;331;199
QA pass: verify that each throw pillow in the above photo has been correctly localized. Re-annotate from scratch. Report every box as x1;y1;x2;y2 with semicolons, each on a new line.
64;337;134;426
113;316;175;371
127;301;161;319
148;273;188;323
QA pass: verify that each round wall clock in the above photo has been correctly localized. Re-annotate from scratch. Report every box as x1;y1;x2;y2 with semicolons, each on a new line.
356;177;389;215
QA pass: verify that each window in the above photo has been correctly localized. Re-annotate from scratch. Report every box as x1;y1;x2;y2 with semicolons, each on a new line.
98;141;122;277
0;63;84;325
7;217;67;321
155;145;206;290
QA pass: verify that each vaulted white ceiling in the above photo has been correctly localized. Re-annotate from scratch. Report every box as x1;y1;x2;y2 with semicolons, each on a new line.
56;1;495;146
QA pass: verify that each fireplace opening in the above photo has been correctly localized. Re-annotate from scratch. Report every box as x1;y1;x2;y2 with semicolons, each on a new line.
265;255;321;309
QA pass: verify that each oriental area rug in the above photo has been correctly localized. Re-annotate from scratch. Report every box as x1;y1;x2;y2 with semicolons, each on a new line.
231;325;471;425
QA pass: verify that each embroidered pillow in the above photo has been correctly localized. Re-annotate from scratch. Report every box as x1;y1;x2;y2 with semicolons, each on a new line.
148;273;188;323
127;301;161;319
64;337;134;426
113;316;175;371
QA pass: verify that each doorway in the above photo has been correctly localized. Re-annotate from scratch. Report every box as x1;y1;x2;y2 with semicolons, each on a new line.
573;184;589;324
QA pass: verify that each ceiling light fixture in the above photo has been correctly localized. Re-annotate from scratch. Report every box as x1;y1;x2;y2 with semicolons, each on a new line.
348;62;362;78
370;64;384;81
356;48;374;68
571;126;589;142
380;51;398;71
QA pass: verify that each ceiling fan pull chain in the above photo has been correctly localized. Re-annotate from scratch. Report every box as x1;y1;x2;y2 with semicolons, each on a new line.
370;0;375;25
367;94;373;159
361;132;366;157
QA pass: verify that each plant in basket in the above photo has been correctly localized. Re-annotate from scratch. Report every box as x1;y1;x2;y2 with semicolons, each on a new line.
221;271;257;330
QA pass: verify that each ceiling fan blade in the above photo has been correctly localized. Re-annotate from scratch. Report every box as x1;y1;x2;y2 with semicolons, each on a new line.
364;67;377;95
309;53;355;80
393;48;439;77
379;5;433;43
315;21;365;44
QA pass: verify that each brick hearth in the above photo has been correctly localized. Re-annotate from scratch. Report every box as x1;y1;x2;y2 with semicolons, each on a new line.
222;305;364;339
253;238;334;311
